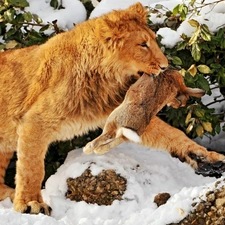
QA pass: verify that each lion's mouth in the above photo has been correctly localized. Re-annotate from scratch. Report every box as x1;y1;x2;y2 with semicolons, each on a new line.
138;71;144;76
138;71;154;77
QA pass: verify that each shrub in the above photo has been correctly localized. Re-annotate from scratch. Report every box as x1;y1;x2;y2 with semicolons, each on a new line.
147;0;225;138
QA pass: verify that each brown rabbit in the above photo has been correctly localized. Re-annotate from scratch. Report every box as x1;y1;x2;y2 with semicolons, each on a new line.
83;70;205;154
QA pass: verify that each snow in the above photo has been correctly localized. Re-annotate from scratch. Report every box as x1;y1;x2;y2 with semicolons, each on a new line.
0;144;220;225
157;28;182;48
0;0;224;224
26;0;86;30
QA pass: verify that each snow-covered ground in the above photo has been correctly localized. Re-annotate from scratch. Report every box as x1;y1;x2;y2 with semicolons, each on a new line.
0;0;225;224
0;144;221;225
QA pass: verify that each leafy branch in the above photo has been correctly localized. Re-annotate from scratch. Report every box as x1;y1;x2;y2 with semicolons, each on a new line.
147;1;225;138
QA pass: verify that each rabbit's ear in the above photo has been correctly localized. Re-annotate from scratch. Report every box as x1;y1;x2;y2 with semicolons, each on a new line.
186;88;205;98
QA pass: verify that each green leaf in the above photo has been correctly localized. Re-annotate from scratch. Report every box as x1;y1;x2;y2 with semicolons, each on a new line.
197;65;211;74
32;14;43;24
180;5;188;20
196;74;210;92
27;30;43;41
191;42;201;61
190;0;196;7
5;27;17;38
5;40;18;49
202;122;213;132
218;71;225;86
215;124;221;134
0;6;6;13
216;28;224;40
201;24;210;34
221;38;225;49
0;15;4;22
196;125;204;137
201;24;211;41
210;63;221;69
188;19;199;27
39;24;50;33
185;111;192;125
155;4;163;9
186;122;194;134
172;56;183;65
0;43;5;51
15;13;24;24
23;12;32;22
188;26;200;45
50;0;59;9
176;41;186;51
194;107;205;118
172;4;180;16
188;64;197;76
9;0;29;7
178;4;185;11
3;8;15;22
199;42;210;51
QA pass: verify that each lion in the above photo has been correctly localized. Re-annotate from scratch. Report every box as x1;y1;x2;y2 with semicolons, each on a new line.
0;2;224;215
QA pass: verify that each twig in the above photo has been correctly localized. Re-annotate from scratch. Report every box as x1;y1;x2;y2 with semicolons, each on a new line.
206;98;225;107
191;0;224;11
18;22;45;27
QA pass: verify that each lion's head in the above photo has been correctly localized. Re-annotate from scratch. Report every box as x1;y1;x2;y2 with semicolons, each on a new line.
96;2;168;76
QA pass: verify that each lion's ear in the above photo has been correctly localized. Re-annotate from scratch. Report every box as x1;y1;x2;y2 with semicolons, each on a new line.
95;18;129;48
127;2;148;23
96;2;147;47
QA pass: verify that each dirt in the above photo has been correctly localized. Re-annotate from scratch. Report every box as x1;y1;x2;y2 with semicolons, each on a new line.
65;168;127;205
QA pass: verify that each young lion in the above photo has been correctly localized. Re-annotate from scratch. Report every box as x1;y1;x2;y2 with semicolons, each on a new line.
83;70;205;155
0;2;224;215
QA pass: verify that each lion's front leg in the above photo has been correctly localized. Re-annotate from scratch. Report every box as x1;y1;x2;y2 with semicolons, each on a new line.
141;116;225;174
14;120;52;215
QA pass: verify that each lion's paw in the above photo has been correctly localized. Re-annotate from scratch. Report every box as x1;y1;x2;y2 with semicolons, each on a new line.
14;200;52;215
172;148;225;177
0;184;15;201
195;160;225;178
188;151;225;178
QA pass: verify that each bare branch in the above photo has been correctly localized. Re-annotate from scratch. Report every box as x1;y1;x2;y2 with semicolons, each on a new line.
206;98;225;107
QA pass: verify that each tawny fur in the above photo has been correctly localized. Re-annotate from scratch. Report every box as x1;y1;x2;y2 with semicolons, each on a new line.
83;70;205;154
0;2;224;215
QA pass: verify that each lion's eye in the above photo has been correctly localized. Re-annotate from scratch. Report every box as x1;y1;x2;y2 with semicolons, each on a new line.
140;42;148;48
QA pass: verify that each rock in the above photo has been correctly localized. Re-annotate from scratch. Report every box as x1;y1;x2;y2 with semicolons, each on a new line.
215;198;225;208
65;168;127;205
168;179;225;225
154;192;171;207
